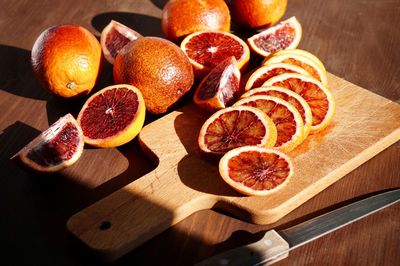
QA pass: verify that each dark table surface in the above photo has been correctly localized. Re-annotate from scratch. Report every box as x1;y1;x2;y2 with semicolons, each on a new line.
0;0;399;265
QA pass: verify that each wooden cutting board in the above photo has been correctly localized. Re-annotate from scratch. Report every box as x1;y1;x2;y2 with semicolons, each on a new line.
67;73;400;261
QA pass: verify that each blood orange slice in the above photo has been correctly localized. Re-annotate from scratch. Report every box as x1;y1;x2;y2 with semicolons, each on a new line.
263;52;328;86
241;86;313;138
234;95;304;152
14;114;84;173
77;84;145;148
247;16;302;57
193;56;241;112
101;20;142;64
181;30;250;78
263;73;335;132
273;49;326;74
219;146;293;196
244;63;310;91
198;106;277;156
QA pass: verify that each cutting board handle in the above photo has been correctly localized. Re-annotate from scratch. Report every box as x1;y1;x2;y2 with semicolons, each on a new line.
67;168;211;261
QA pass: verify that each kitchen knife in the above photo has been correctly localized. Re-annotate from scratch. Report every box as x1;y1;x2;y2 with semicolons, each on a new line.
196;188;400;266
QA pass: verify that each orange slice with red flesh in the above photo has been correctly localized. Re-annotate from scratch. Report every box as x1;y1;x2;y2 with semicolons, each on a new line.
193;56;241;112
263;73;335;133
219;146;293;196
241;86;313;138
273;49;326;74
263;52;328;86
181;30;250;78
100;20;142;64
13;114;84;173
198;106;277;156
244;63;310;91
77;84;146;148
247;16;302;57
234;95;304;153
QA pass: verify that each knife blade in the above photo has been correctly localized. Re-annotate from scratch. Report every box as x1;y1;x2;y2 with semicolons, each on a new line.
196;188;400;266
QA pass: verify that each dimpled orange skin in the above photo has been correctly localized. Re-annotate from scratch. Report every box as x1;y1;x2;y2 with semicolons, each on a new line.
113;37;194;114
162;0;231;42
229;0;288;29
31;24;102;98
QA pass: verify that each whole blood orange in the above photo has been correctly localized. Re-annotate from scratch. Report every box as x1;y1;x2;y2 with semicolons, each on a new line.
31;24;102;98
198;106;277;156
113;37;194;114
77;84;145;148
219;146;293;196
229;0;288;29
193;56;241;112
162;0;230;42
14;114;84;173
101;20;142;64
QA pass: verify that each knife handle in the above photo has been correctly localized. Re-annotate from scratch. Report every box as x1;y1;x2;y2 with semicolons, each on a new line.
196;230;289;266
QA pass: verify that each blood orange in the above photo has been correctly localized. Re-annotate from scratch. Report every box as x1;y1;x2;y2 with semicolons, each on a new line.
229;0;288;29
263;51;328;86
234;95;305;152
100;20;142;64
263;73;335;132
247;17;302;57
13;114;84;173
198;106;277;156
31;24;102;98
244;63;310;91
181;31;250;78
241;86;313;137
193;56;241;112
219;146;293;196
162;0;230;42
77;84;145;148
273;49;326;74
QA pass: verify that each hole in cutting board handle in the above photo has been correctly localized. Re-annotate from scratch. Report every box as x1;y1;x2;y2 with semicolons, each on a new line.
99;221;111;230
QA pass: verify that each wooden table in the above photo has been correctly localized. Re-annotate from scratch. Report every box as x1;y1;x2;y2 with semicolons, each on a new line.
1;0;399;265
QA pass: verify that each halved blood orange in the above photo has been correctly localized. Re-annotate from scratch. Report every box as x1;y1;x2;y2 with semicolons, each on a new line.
263;52;328;86
13;114;84;173
219;146;293;196
247;16;302;57
198;106;277;156
241;86;313;138
181;30;250;78
244;63;310;91
101;20;142;64
77;84;145;148
263;73;335;132
273;49;326;74
234;95;304;153
193;56;241;112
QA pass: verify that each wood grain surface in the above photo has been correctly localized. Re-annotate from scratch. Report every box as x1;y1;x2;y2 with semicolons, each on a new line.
0;0;399;265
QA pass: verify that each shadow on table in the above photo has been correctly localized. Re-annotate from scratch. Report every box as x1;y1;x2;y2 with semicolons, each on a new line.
150;0;168;10
0;44;52;101
92;12;163;38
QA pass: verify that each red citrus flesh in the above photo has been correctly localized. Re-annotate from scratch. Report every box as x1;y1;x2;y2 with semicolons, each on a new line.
198;106;277;155
101;20;142;64
15;114;84;173
79;87;138;139
269;78;328;126
219;146;293;196
229;150;290;189
255;24;294;52
237;97;299;147
181;31;250;77
248;17;301;57
194;56;241;111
